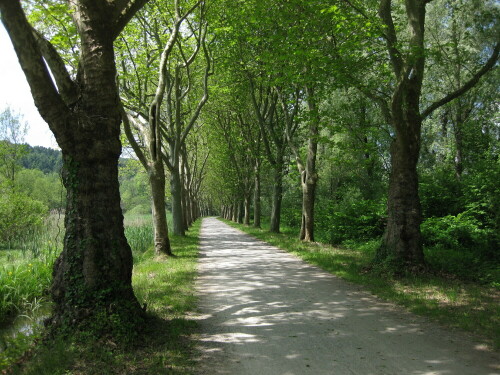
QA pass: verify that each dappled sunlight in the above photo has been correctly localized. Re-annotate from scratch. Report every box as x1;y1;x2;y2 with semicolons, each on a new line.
194;218;500;375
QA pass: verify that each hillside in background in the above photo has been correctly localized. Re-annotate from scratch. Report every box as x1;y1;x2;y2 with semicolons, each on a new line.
21;144;62;174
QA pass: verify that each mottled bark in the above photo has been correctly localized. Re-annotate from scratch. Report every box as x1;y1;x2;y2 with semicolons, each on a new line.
378;125;424;266
149;161;172;256
0;0;147;330
170;169;185;236
300;87;319;242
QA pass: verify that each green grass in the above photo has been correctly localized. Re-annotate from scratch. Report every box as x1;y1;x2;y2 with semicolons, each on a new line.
224;219;500;350
6;219;201;375
0;215;63;324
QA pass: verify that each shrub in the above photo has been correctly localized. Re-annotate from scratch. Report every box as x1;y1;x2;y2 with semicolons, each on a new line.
0;187;48;245
421;214;493;252
422;213;499;284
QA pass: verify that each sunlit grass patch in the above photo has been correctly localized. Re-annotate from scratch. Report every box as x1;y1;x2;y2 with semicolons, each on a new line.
9;219;201;375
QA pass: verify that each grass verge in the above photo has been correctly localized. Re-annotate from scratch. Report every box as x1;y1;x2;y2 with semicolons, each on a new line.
4;219;201;375
223;219;500;350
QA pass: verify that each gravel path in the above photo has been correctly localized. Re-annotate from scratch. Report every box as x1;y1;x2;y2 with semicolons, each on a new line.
194;217;499;375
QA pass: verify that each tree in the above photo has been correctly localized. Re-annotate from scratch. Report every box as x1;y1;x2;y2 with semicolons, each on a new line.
0;0;149;332
369;0;499;269
0;106;28;182
120;0;211;238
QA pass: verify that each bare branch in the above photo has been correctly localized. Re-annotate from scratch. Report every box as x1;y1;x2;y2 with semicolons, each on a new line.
422;42;500;119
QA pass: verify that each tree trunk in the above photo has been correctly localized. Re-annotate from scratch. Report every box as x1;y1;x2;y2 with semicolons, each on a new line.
180;168;189;231
378;131;424;267
51;123;143;329
149;161;172;256
238;200;244;224
270;159;284;233
244;194;251;225
299;86;319;242
232;203;238;222
0;1;148;331
170;170;185;236
374;0;426;270
300;172;317;241
253;161;261;228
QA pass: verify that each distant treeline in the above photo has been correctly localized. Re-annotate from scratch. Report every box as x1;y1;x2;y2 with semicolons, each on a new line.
21;144;62;174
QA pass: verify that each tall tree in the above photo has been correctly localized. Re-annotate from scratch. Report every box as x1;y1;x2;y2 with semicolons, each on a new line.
371;0;499;269
120;0;210;237
0;0;148;331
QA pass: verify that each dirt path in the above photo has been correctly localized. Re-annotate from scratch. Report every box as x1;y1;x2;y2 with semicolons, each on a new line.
194;217;499;375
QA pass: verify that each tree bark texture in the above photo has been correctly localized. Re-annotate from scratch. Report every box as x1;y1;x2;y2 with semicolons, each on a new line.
0;0;148;330
299;86;319;242
149;161;172;256
376;0;426;268
170;169;185;236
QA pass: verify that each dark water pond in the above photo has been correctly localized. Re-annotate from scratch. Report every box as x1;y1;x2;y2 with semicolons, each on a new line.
0;303;51;350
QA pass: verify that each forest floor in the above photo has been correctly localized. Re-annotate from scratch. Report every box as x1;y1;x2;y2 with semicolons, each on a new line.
193;217;500;375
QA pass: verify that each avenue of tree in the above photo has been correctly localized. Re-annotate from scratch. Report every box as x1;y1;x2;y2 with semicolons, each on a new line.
0;0;498;339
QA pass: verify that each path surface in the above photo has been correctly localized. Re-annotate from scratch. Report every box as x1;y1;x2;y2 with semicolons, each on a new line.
194;218;499;375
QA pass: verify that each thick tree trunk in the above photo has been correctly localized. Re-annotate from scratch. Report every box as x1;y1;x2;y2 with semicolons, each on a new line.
51;125;143;329
0;0;150;332
149;161;172;256
378;132;424;267
170;170;185;236
377;75;425;268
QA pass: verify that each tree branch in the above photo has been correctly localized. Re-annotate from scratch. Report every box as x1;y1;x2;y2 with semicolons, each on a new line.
422;42;500;119
112;0;150;41
120;103;149;169
0;0;70;139
31;28;79;106
378;0;403;77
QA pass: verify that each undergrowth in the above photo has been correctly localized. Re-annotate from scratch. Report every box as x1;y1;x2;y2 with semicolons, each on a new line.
2;219;200;374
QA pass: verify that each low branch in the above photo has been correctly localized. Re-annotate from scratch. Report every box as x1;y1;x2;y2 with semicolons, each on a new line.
32;28;78;105
0;1;70;139
120;102;149;169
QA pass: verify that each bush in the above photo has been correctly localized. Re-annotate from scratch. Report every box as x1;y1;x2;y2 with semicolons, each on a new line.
314;188;386;244
328;199;385;244
0;187;48;245
422;214;499;285
421;214;494;252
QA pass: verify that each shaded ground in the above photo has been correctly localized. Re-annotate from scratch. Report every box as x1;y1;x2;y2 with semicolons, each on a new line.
194;218;499;375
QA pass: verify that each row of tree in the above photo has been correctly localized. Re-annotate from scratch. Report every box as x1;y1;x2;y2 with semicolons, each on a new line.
0;0;497;339
203;0;499;270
